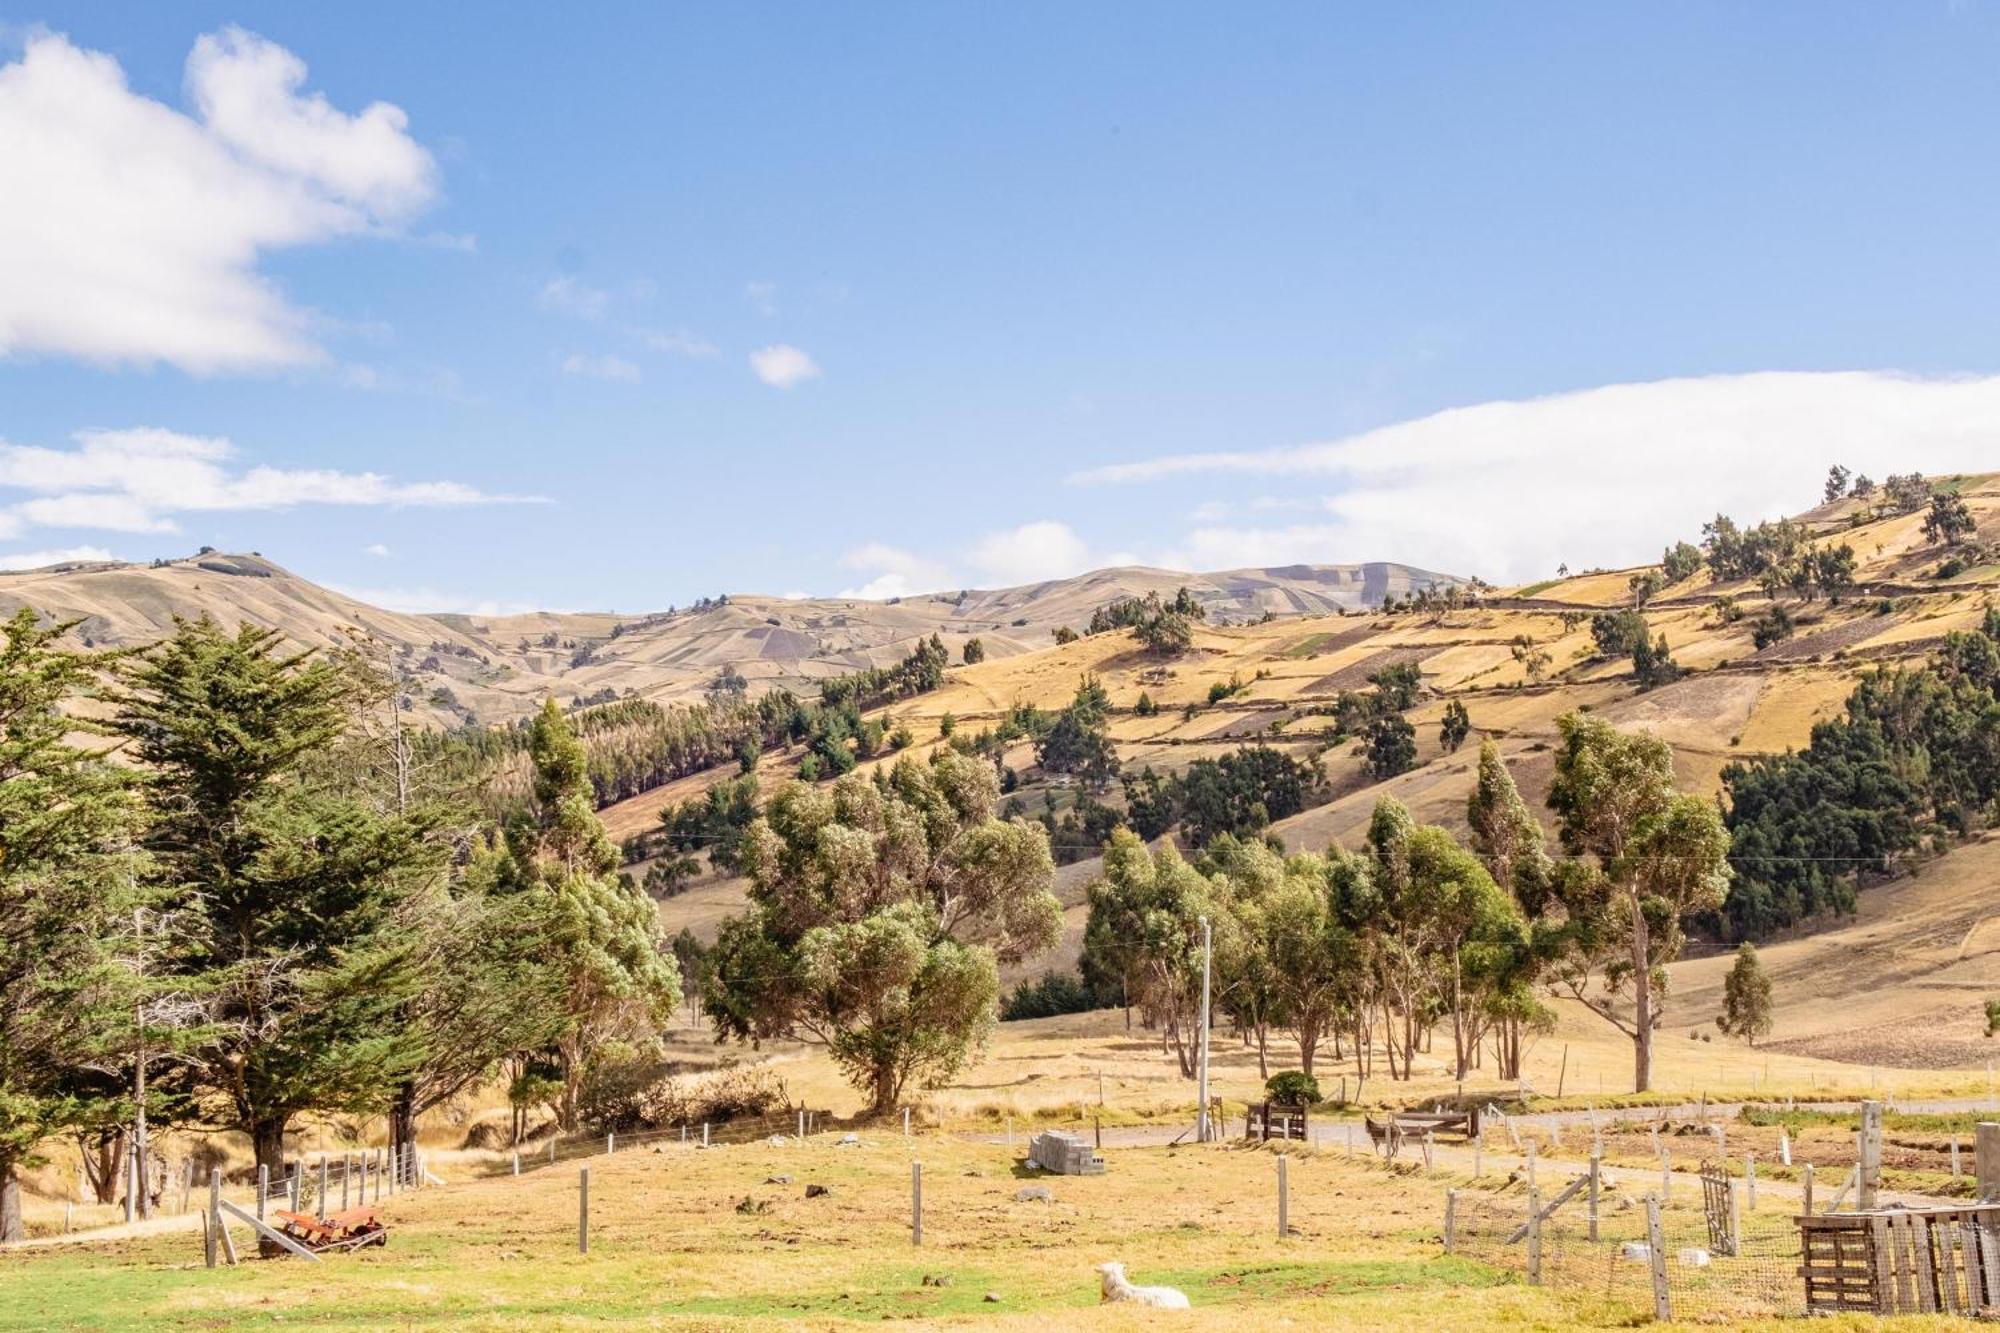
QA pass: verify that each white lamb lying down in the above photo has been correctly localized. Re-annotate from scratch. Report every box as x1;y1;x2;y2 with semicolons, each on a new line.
1097;1262;1191;1309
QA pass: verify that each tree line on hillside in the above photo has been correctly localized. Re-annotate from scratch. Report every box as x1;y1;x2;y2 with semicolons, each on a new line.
1074;723;1729;1093
0;612;681;1241
1719;608;2000;938
415;635;957;834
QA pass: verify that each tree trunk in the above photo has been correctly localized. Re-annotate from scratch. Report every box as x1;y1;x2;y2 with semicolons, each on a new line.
1631;891;1654;1093
0;1155;22;1243
1255;1023;1268;1080
390;1082;418;1184
250;1118;290;1257
871;1061;900;1117
1298;1014;1320;1078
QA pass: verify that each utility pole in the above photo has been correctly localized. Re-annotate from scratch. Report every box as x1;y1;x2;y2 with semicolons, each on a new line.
132;905;148;1222
1196;914;1213;1142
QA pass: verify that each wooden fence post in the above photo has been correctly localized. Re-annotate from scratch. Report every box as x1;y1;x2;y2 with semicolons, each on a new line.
288;1161;300;1211
578;1166;589;1255
911;1161;922;1247
1746;1154;1757;1211
1526;1187;1542;1285
512;1150;520;1177
1977;1123;2000;1203
205;1169;219;1268
1588;1155;1601;1242
256;1164;267;1221
1444;1189;1458;1254
1646;1195;1671;1322
549;1136;556;1164
903;1108;910;1137
1660;1147;1671;1202
1727;1179;1743;1257
1473;1128;1483;1179
1803;1162;1815;1216
1859;1101;1883;1211
1277;1155;1290;1239
606;1132;614;1156
317;1157;328;1220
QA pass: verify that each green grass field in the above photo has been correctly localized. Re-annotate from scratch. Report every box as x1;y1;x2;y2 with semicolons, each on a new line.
1;1135;1644;1331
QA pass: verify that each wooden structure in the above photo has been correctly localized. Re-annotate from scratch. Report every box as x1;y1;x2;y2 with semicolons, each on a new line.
1027;1130;1104;1176
1246;1101;1309;1143
1364;1107;1479;1159
1699;1161;1740;1257
1798;1205;2000;1315
273;1206;387;1254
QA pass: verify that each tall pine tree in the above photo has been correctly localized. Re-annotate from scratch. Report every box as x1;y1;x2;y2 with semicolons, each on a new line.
0;610;143;1241
115;619;437;1174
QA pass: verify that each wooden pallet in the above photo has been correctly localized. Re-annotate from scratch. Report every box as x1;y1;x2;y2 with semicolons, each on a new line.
1799;1205;2000;1315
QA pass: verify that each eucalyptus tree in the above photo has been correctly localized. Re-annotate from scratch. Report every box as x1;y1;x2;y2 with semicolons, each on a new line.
1545;713;1731;1092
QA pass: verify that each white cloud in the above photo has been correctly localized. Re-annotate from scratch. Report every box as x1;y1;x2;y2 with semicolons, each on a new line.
749;344;821;389
836;542;951;599
966;520;1095;586
744;280;778;315
0;27;438;373
539;277;609;319
559;352;641;382
1071;370;2000;582
0;426;540;535
326;583;549;616
363;542;390;557
0;544;115;571
630;326;717;358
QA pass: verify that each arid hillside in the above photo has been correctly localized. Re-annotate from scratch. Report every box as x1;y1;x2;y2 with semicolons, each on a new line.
613;472;2000;1064
0;553;1456;729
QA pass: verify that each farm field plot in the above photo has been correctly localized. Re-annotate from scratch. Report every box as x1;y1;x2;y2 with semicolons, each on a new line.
0;1135;1611;1331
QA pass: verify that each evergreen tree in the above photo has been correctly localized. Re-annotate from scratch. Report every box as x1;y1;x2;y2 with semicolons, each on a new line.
114;619;438;1176
0;611;144;1241
496;699;681;1131
708;750;1059;1112
1439;699;1471;753
1925;489;1976;546
961;637;985;665
1365;712;1417;781
1717;942;1773;1046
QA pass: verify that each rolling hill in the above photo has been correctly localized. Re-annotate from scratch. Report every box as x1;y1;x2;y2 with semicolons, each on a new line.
0;552;1459;729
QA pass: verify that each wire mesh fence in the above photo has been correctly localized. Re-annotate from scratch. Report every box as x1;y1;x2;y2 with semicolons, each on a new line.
1445;1167;1904;1321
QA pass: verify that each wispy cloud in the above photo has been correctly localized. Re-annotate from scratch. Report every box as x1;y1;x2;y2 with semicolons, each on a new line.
836;542;951;600
749;343;820;389
0;27;438;374
0;427;542;536
629;326;717;358
559;352;641;382
0;544;116;571
744;280;778;316
1072;370;2000;582
539;276;609;319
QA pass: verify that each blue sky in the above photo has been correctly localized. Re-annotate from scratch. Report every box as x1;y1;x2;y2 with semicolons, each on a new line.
6;4;2000;610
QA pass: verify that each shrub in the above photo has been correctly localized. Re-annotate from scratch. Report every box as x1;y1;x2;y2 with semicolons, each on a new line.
1000;970;1107;1021
1986;998;2000;1038
1265;1070;1321;1107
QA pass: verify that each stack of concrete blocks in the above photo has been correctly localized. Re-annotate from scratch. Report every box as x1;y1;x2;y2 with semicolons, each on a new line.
1028;1130;1105;1176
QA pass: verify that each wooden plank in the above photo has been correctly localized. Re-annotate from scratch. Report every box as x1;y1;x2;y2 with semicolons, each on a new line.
1872;1215;1895;1315
217;1198;321;1262
1910;1214;1936;1313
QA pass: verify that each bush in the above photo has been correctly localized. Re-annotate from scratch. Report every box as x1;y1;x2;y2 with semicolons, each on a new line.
1265;1070;1321;1107
1000;970;1108;1021
1986;998;2000;1038
583;1060;792;1132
